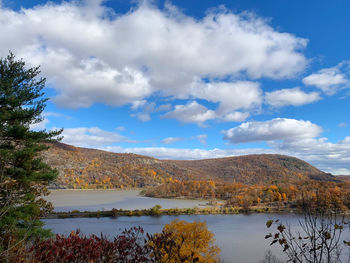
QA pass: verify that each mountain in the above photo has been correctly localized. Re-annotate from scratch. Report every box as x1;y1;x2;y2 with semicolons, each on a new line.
166;155;335;184
43;142;336;189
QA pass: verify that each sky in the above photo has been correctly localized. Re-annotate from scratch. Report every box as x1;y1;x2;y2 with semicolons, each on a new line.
1;0;350;175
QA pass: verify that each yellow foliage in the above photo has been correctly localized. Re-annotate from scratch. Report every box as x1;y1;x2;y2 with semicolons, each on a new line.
208;180;216;187
282;193;287;201
155;219;220;263
269;185;279;192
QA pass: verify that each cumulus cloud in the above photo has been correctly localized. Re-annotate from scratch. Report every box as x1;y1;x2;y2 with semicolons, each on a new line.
265;87;321;107
340;136;350;144
161;137;183;144
131;100;147;110
156;104;172;112
223;118;322;144
194;134;208;145
273;136;350;175
61;127;131;147
130;102;156;122
162;101;216;126
302;62;350;95
191;81;262;114
220;112;250;122
0;0;307;114
162;80;260;125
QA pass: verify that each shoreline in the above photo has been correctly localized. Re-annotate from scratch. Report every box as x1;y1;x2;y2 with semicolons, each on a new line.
42;206;296;219
48;188;142;192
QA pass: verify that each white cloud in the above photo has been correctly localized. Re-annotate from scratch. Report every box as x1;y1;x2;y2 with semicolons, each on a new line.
0;0;307;112
161;137;183;145
273;136;350;175
133;113;151;122
61;127;130;147
194;134;207;145
340;136;350;144
220;112;250;122
43;112;64;118
30;118;49;130
339;122;347;128
223;118;322;144
130;102;156;122
162;101;216;126
42;53;152;108
162;80;260;125
131;100;147;110
191;81;262;114
265;87;321;107
156;104;172;112
104;145;276;160
302;62;349;95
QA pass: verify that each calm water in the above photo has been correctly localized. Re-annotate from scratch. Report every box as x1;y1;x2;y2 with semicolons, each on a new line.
44;213;298;263
43;190;350;262
45;189;208;212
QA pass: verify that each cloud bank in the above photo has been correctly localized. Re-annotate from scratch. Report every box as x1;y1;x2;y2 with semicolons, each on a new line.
0;0;308;123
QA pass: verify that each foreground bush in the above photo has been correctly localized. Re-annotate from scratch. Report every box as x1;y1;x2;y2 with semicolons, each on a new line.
31;227;150;263
150;220;220;263
30;220;220;263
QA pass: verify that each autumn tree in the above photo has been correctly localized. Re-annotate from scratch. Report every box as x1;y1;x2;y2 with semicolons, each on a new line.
0;52;62;259
150;219;220;263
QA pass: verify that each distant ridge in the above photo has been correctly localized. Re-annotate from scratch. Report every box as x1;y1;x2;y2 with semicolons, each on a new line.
43;142;336;189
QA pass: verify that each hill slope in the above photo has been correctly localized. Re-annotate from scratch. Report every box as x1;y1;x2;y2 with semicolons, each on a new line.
43;142;335;189
167;155;334;184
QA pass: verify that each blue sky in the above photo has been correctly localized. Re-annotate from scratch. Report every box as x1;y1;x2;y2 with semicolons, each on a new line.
1;0;349;174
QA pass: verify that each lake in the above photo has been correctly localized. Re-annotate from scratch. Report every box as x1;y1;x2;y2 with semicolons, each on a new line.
43;213;295;263
45;189;208;212
43;190;350;262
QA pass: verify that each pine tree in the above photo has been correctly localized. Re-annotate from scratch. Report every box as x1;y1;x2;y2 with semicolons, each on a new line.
0;52;62;257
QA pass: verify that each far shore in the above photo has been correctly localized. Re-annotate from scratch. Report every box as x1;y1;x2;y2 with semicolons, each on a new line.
46;188;217;203
43;205;292;219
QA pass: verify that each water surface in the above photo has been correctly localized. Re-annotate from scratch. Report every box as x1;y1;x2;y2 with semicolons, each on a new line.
45;189;208;212
44;190;350;262
44;213;294;263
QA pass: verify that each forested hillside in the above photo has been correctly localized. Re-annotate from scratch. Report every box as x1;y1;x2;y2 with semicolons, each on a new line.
43;142;350;210
44;142;335;189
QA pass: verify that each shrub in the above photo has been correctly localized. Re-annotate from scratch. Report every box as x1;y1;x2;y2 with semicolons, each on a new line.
31;227;151;263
